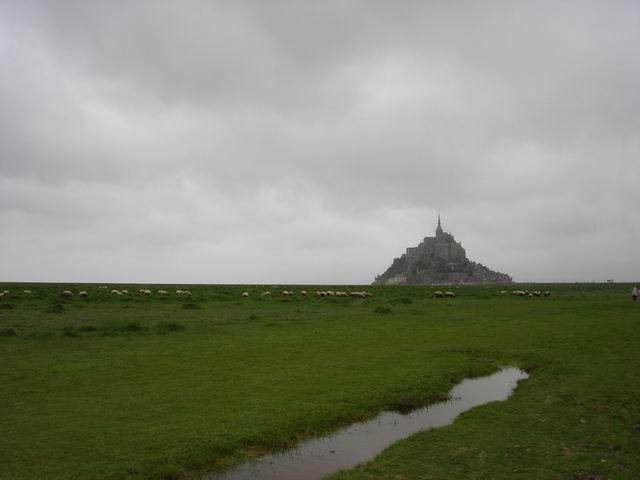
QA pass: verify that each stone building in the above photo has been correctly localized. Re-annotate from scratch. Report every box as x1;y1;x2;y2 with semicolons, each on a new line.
373;215;512;285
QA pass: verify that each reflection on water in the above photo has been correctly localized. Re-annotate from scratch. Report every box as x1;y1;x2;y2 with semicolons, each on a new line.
208;367;529;480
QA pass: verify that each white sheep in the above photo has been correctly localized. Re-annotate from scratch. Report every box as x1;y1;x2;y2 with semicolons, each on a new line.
300;290;308;296
241;292;250;297
23;290;32;294
110;290;123;296
121;289;128;294
445;291;456;298
61;290;74;297
434;291;445;298
261;291;271;296
78;291;88;298
157;290;168;295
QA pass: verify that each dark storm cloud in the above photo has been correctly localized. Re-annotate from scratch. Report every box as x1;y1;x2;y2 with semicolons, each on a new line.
1;0;638;283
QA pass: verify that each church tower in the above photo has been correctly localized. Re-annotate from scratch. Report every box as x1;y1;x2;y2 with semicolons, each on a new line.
435;212;444;237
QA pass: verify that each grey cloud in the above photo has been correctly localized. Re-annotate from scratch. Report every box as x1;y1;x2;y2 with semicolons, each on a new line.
1;0;639;283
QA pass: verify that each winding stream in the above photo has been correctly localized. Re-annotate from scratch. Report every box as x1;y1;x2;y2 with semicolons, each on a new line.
208;367;529;480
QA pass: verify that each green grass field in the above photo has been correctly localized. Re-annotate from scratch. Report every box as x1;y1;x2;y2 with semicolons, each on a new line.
0;283;638;479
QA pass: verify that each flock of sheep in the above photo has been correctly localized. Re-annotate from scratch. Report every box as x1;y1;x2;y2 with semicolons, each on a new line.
51;287;195;298
240;289;374;298
0;287;553;302
504;290;552;297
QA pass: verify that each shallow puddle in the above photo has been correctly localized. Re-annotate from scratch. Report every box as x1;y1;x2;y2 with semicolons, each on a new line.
208;367;529;480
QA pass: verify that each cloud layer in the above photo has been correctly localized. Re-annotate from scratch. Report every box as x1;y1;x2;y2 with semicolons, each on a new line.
1;1;639;283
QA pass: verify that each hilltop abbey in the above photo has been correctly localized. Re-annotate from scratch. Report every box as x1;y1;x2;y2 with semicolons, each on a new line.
373;215;512;285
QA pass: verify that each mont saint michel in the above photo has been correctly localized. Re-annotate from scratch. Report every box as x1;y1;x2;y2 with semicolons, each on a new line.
374;216;512;285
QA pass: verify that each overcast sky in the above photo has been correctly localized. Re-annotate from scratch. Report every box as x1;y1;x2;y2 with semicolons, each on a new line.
1;1;638;284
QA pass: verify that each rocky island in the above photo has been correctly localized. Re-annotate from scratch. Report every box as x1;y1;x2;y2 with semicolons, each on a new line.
374;215;512;285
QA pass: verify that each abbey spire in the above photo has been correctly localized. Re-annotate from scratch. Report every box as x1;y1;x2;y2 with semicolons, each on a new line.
436;212;444;237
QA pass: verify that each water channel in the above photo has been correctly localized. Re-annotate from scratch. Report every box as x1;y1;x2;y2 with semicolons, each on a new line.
208;367;529;480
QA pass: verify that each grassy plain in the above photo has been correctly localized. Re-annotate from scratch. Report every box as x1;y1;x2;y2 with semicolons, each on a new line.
0;283;638;480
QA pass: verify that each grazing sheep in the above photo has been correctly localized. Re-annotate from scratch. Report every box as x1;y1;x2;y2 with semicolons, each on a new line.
23;290;32;294
261;291;271;297
157;290;168;295
241;292;249;297
98;286;108;290
445;291;456;298
111;290;123;296
78;291;88;298
434;291;445;298
141;289;152;296
544;291;552;297
121;289;128;295
300;290;308;296
500;290;508;294
350;291;366;298
61;290;73;297
176;289;183;295
182;290;192;297
0;292;5;299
